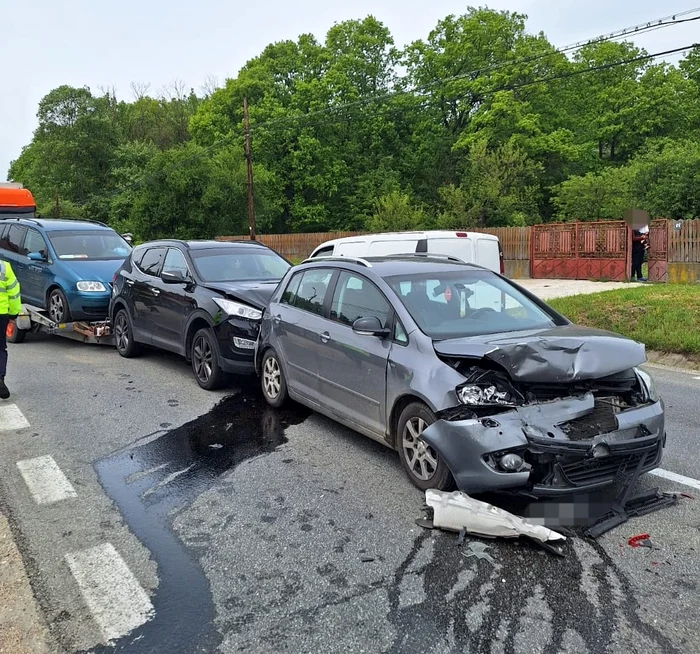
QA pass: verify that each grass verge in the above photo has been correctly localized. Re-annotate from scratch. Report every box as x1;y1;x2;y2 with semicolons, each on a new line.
548;285;700;361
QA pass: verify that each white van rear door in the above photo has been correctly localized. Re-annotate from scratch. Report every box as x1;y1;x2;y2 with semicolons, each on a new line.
475;237;500;273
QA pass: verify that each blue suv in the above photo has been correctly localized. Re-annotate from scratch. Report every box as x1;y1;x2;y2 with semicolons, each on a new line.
0;217;131;322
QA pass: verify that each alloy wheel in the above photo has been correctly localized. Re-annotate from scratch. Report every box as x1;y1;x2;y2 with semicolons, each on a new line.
49;292;65;323
114;313;129;353
263;356;281;400
193;336;213;383
402;417;438;481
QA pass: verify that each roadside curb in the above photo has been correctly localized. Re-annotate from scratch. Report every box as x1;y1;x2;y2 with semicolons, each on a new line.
0;512;52;654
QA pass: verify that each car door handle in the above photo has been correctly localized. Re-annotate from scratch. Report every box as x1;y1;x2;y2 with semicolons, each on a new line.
320;331;330;344
273;314;281;325
151;288;160;296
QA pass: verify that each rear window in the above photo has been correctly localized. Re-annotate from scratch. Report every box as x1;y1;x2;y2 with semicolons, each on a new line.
47;230;131;260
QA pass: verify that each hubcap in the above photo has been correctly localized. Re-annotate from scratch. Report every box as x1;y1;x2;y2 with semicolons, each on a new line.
49;293;64;322
193;336;213;382
402;417;438;481
115;313;129;352
263;357;281;399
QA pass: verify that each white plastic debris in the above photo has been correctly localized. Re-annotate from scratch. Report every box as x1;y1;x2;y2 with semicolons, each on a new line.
425;489;566;544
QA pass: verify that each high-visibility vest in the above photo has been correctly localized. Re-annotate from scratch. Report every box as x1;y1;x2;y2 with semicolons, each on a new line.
0;260;21;316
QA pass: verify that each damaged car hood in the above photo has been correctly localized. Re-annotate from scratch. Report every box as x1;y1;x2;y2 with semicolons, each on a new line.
433;325;646;383
204;280;280;310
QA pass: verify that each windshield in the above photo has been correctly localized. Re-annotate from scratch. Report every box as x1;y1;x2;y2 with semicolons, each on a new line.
191;248;290;282
386;270;558;339
47;230;132;260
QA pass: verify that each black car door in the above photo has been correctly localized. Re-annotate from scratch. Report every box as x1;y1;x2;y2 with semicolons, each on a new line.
131;247;166;344
149;247;196;355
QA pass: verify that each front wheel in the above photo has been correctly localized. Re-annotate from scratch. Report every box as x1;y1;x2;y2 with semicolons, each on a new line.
397;402;455;492
113;308;141;358
191;328;226;390
260;349;288;408
47;288;71;324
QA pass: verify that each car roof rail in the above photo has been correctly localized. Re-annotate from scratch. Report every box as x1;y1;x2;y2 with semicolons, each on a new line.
151;238;190;248
383;253;466;264
300;255;372;267
0;215;43;227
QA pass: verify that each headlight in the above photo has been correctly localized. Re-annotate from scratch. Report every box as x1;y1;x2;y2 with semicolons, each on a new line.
77;281;107;292
457;384;513;406
635;367;660;402
213;298;262;320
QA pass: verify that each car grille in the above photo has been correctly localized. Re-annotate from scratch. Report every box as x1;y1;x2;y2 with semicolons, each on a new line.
558;445;660;487
558;397;624;441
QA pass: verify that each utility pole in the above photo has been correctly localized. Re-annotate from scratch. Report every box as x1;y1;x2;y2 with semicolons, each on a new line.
243;97;256;241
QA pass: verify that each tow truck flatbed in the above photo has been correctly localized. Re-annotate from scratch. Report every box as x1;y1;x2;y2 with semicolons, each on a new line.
8;304;114;346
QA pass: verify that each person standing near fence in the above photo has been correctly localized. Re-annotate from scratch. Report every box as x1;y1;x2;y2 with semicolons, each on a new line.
631;228;648;282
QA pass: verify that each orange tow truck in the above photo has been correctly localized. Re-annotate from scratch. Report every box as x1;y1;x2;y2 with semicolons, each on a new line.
0;182;36;218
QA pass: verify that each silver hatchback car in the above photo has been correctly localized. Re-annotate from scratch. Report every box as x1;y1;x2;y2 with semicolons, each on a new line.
256;256;665;496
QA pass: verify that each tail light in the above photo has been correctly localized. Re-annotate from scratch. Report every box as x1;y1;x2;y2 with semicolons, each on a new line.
455;232;468;238
498;242;504;275
112;273;118;284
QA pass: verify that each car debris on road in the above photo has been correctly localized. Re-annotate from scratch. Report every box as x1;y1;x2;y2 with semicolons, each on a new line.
420;489;566;542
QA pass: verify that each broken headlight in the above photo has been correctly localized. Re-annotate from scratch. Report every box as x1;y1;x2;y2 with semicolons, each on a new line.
635;368;660;403
457;384;515;406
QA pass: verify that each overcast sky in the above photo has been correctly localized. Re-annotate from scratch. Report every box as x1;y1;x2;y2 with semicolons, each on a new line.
3;0;698;180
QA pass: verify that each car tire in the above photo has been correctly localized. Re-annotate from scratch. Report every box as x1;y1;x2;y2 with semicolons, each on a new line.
260;349;288;408
113;308;141;358
5;320;27;344
47;288;71;324
191;328;226;390
397;402;455;492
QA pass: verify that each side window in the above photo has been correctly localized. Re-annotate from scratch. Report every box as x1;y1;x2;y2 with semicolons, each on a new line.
137;248;166;276
0;225;10;251
7;225;27;254
162;248;189;277
281;272;303;305
290;269;333;315
24;229;48;258
393;318;408;345
312;245;334;258
331;272;391;327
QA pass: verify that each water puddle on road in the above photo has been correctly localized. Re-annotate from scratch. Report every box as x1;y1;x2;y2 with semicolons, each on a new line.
90;390;310;653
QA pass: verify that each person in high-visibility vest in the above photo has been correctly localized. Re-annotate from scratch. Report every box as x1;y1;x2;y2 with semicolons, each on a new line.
0;259;21;399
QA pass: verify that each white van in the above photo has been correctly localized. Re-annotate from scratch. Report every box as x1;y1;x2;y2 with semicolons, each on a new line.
308;230;504;274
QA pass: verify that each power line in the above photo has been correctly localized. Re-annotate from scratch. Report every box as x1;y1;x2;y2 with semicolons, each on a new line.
66;11;700;205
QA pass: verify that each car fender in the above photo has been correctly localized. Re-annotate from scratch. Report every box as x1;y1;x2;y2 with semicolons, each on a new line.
183;310;217;354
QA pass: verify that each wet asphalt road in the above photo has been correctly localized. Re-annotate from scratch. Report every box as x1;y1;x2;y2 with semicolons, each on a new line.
1;335;699;653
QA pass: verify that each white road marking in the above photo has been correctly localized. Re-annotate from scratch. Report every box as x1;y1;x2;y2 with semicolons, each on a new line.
65;543;154;643
694;376;700;380
0;403;30;431
16;455;78;505
649;468;700;492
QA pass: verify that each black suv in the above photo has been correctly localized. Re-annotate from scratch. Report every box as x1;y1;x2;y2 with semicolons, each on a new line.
109;239;290;389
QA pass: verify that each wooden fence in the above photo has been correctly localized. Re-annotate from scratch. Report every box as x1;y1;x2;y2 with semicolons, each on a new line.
217;228;530;273
216;220;700;282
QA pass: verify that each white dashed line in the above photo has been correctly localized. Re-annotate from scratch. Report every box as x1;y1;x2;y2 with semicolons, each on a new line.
0;403;30;431
16;455;78;505
65;543;154;643
649;468;700;492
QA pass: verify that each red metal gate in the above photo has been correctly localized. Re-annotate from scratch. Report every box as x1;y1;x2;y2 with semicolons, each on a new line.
647;220;668;282
530;221;629;280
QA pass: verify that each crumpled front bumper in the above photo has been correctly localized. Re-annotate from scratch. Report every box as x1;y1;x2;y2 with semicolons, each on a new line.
420;393;665;496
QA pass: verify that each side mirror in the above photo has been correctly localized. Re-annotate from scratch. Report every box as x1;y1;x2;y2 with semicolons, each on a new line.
162;270;186;284
28;251;46;262
352;316;390;337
